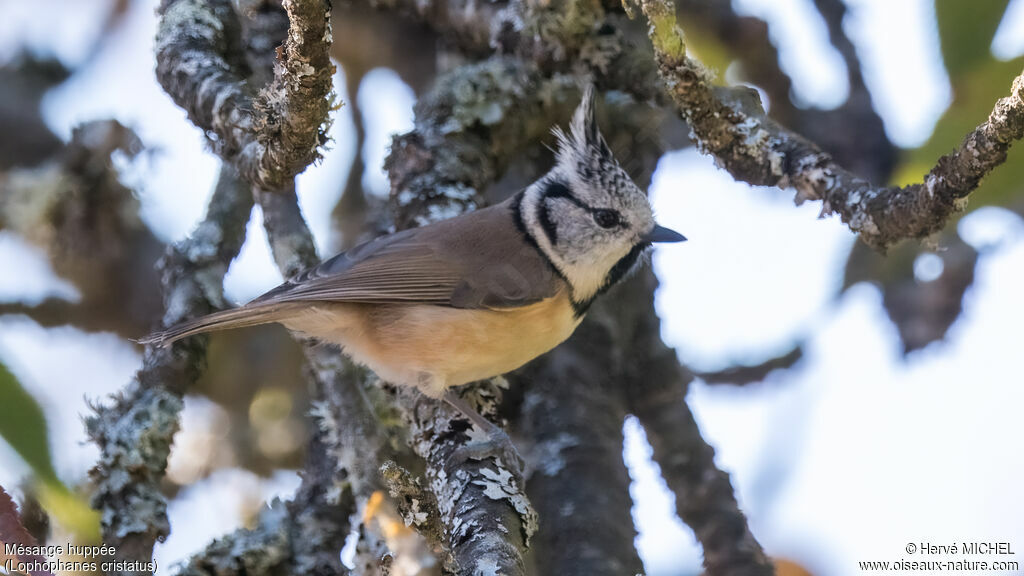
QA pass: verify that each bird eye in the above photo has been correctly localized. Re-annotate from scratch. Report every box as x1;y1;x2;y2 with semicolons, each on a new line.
593;209;621;229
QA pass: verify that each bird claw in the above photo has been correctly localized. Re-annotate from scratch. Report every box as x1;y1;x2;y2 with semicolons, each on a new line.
443;390;524;473
451;423;524;474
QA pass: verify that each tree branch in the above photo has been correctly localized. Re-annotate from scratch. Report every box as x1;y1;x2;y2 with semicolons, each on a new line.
155;0;334;190
633;0;1024;250
516;324;644;575
157;2;441;572
86;165;253;573
304;349;432;575
694;345;803;386
806;0;895;182
173;503;294;576
367;0;605;62
633;390;773;576
811;0;861;92
386;57;581;227
364;0;501;56
174;461;354;576
673;0;894;183
391;387;535;576
357;0;665;102
619;269;774;576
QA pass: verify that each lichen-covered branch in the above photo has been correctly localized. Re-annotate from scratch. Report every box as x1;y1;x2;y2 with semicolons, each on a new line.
173;503;293;576
304;348;429;576
386;57;580;228
367;0;604;62
286;355;364;575
380;460;447;554
391;387;535;576
155;0;334;190
86;165;253;573
634;0;1024;250
674;0;893;182
157;1;437;571
356;0;664;103
174;470;353;576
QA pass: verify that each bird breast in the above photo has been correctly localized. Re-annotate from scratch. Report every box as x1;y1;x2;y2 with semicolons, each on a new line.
281;289;582;396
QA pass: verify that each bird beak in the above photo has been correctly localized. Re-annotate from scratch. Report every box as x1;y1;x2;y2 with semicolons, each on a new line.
643;224;687;243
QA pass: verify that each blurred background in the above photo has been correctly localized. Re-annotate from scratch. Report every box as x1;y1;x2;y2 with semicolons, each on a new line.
0;0;1023;574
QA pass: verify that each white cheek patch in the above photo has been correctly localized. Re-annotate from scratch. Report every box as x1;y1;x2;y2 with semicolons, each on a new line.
520;172;658;307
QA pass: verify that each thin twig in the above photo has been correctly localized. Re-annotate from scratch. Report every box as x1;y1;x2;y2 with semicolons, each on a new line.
694;345;803;386
633;0;1024;251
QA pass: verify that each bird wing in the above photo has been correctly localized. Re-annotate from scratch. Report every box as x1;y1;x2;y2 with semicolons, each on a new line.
249;197;564;309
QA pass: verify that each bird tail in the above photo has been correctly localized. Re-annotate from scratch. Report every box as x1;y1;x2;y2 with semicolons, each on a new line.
137;303;302;347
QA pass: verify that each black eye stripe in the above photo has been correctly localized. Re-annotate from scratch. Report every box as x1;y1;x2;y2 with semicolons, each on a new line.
538;198;559;245
541;181;626;228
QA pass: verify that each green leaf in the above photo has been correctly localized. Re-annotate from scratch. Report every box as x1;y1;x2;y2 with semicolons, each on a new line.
37;481;100;543
0;361;100;542
0;361;58;484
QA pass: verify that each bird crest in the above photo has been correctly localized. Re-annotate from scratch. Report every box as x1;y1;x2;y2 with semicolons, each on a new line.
552;85;624;194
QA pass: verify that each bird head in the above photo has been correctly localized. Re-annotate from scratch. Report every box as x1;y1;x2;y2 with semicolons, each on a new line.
518;86;685;313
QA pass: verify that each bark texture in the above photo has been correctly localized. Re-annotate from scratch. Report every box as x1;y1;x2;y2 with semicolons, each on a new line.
155;0;334;190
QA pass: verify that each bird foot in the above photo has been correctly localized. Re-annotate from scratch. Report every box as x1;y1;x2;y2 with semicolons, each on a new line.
443;391;524;474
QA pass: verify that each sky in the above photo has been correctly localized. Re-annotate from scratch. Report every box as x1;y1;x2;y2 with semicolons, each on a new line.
1;0;1023;575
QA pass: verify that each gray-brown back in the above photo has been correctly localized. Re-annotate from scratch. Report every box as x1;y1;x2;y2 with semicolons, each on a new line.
250;195;564;309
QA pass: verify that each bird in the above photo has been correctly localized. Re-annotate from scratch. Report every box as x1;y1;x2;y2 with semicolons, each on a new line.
141;87;685;430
